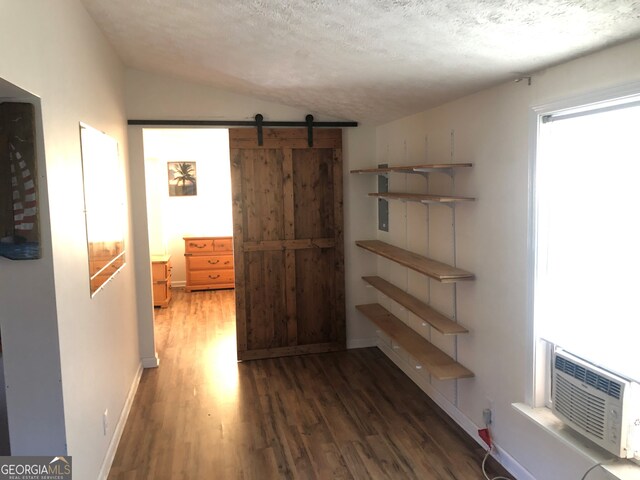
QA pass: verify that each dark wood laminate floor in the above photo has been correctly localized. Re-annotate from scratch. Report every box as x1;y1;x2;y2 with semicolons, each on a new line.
108;289;513;479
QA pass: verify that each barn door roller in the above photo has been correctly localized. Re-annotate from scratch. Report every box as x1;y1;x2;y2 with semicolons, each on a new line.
255;113;264;146
305;114;314;147
253;113;341;146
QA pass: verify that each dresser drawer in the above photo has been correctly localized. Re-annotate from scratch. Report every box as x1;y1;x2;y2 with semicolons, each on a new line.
152;262;169;281
150;255;172;307
213;238;233;252
153;281;171;307
188;254;233;271
185;238;215;253
190;269;234;286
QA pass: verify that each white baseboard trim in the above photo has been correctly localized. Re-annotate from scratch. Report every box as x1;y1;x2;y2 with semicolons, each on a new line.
141;355;160;368
346;337;377;349
98;362;143;480
493;443;537;480
377;341;535;480
171;280;186;288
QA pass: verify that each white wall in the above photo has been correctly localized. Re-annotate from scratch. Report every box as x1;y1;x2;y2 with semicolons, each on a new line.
144;129;233;285
373;39;640;480
126;68;378;355
126;69;349;123
342;127;378;347
0;1;142;478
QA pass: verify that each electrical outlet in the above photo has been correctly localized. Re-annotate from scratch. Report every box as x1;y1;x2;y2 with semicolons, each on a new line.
483;408;492;426
103;409;108;435
484;397;495;427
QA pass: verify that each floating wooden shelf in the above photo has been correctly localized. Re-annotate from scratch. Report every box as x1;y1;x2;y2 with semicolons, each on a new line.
362;276;468;335
351;163;472;175
356;240;474;283
368;192;475;204
356;303;474;380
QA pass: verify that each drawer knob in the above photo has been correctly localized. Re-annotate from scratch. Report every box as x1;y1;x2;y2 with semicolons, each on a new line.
208;274;221;279
190;243;206;249
208;259;220;264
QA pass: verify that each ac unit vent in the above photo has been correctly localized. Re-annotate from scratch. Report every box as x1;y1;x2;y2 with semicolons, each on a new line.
554;374;606;439
555;354;621;400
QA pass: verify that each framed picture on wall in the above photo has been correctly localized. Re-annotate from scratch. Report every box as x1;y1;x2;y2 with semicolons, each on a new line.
168;161;197;196
0;102;40;260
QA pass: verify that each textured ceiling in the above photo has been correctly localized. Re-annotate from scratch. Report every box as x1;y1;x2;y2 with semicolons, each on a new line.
80;0;640;124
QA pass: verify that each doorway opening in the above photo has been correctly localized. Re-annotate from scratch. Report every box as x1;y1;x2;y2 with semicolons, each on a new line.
141;128;238;374
139;126;346;366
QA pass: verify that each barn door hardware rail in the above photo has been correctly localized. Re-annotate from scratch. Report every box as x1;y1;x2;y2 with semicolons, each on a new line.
128;114;358;147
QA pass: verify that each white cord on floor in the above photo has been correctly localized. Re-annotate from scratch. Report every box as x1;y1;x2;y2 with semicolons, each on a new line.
482;449;512;480
580;462;602;480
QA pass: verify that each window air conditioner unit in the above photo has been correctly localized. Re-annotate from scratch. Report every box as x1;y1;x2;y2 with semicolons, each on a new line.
552;348;640;459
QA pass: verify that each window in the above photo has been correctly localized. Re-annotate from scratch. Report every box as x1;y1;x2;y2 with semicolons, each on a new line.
532;92;640;394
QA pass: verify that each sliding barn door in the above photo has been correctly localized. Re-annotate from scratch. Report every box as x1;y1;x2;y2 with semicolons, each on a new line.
230;128;345;360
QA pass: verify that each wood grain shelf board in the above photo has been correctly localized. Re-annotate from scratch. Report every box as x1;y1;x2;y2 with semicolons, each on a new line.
356;240;474;283
350;163;472;174
356;303;474;380
362;276;468;335
368;192;475;204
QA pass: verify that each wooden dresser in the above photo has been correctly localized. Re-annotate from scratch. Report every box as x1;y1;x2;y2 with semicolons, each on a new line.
151;254;172;308
184;236;234;292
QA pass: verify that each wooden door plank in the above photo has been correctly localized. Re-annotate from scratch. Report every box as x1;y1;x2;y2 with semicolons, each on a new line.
245;251;288;351
285;250;297;346
333;148;346;345
229;128;343;150
230;128;343;141
283;148;297;346
283;148;295;239
230;148;248;353
238;342;345;361
247;149;284;242
242;238;335;252
240;149;258;240
292;147;342;346
293;148;335;239
295;248;336;345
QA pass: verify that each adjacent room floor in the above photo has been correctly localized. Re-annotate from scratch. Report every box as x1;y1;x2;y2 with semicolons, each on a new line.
108;289;513;479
